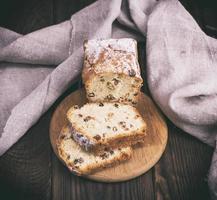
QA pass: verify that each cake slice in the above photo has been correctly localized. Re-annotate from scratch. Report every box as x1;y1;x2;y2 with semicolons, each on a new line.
82;38;143;105
67;102;146;153
57;126;132;175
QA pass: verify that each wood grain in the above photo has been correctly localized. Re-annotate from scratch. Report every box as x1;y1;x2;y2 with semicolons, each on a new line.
154;122;213;200
50;88;168;182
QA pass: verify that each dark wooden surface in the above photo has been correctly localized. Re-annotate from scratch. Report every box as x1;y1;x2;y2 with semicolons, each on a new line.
0;0;216;199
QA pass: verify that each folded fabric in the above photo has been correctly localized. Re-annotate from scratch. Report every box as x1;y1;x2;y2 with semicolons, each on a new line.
0;0;217;198
147;1;217;198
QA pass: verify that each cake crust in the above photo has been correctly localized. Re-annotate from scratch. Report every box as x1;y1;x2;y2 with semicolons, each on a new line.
57;126;132;175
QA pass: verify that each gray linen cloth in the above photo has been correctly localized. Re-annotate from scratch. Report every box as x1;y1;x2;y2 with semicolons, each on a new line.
0;0;217;198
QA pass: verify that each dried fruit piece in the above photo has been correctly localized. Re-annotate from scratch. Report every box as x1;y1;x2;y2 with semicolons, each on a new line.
114;103;119;108
93;135;101;141
99;102;104;107
119;121;126;126
112;78;120;85
100;78;105;82
110;150;114;155
132;101;137;105
100;153;109;160
128;69;136;77
106;82;115;90
74;157;84;164
83;116;93;122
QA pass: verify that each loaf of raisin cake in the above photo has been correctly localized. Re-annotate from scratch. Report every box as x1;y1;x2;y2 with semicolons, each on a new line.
82;38;143;105
67;103;146;153
57;126;132;175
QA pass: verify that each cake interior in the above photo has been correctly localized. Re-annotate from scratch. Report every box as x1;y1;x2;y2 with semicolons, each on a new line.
85;73;142;104
68;103;146;141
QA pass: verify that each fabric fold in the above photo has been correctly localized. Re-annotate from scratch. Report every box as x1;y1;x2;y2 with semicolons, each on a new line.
147;0;217;197
0;21;72;65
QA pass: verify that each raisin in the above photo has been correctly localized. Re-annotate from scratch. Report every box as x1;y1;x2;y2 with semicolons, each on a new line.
82;139;87;144
132;101;137;105
100;153;109;160
135;115;140;119
99;102;104;107
88;92;95;97
114;103;119;108
93;135;101;141
110;150;114;155
104;147;110;151
106;82;115;90
119;121;126;126
134;93;138;96
74;157;84;164
112;127;118;132
107;126;111;129
67;155;70;160
100;78;105;82
60;135;65;139
78;114;83;117
129;69;136;77
73;105;79;109
112;78;120;85
84;116;92;122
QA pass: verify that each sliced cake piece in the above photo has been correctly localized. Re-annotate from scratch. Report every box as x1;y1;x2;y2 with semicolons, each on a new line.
57;126;132;175
67;102;147;153
82;38;143;105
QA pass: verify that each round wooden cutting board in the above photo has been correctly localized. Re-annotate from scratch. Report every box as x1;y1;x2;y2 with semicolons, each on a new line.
50;88;168;182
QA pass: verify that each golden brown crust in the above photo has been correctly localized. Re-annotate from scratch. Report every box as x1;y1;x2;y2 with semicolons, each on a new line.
90;133;146;154
82;38;142;82
77;150;132;175
56;126;132;175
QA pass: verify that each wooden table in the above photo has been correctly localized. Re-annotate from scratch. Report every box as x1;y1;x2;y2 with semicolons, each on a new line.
0;0;216;199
